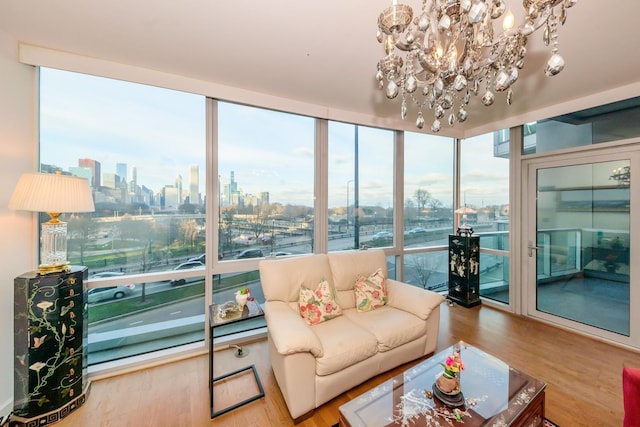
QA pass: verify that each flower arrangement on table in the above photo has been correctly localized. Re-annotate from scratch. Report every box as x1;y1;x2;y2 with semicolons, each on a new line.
235;287;252;307
433;349;466;397
441;350;465;379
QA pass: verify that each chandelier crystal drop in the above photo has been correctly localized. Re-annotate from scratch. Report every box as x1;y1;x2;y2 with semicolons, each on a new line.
376;0;578;132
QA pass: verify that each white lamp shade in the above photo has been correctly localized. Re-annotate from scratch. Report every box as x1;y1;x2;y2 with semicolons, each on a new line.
9;172;95;213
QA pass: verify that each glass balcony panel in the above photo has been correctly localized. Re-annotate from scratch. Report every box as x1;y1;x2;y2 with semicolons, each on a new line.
403;251;449;293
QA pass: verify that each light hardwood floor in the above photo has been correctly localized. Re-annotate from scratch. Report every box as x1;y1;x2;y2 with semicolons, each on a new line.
49;302;640;427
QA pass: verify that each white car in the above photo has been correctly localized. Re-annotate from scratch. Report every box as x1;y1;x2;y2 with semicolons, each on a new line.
409;227;427;234
170;261;205;286
372;231;393;241
88;272;136;303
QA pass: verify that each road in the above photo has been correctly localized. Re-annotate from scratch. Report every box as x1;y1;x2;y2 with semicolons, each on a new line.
88;229;498;334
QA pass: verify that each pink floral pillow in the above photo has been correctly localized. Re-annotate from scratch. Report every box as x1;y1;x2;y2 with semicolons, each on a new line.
299;279;343;325
354;268;388;312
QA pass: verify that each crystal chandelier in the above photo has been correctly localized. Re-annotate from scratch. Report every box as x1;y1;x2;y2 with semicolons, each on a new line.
610;166;630;186
376;0;578;132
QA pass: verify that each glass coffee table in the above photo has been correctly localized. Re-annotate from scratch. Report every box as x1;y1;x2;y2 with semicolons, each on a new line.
209;300;265;418
339;342;546;427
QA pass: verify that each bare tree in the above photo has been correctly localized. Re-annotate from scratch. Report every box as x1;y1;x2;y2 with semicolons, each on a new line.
118;215;157;302
180;219;199;249
404;199;417;224
414;188;431;218
220;209;235;254
67;213;97;265
427;197;443;210
249;203;271;240
411;255;434;289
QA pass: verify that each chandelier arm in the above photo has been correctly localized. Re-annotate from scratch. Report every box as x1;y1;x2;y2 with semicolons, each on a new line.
392;39;414;52
523;6;555;35
470;6;556;71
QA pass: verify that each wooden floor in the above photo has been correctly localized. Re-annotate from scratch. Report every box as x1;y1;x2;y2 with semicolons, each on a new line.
48;302;640;427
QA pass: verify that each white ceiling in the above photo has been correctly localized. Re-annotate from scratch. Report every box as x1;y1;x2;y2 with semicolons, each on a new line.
1;0;639;137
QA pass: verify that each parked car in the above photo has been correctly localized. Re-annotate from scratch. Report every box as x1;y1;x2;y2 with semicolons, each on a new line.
372;231;393;241
259;235;273;244
170;260;205;286
87;272;136;304
236;249;264;259
90;271;125;279
409;227;428;235
188;253;205;264
273;251;292;257
87;285;136;304
232;235;255;245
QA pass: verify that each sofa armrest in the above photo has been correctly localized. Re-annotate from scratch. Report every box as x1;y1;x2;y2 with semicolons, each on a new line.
264;301;323;358
386;279;445;320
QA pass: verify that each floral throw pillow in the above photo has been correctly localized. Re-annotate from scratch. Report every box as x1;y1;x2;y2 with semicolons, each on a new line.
354;268;388;312
299;279;343;325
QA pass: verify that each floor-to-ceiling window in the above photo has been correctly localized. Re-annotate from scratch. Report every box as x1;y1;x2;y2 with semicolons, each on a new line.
212;101;316;336
327;122;395;253
326;122;397;276
39;67;520;368
403;132;454;291
460;131;510;304
40;68;207;364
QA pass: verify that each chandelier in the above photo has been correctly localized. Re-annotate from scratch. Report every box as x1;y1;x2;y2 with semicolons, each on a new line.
376;0;578;132
610;166;630;186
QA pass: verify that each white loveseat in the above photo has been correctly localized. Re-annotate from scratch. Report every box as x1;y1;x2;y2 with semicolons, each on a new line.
258;249;445;421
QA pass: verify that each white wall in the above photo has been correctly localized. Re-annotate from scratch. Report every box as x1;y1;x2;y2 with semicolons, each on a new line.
0;30;37;415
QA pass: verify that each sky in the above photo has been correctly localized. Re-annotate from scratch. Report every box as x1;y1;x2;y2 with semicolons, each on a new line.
40;68;206;196
39;68;510;209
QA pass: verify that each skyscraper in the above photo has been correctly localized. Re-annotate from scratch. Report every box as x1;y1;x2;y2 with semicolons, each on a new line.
103;172;117;189
130;165;138;194
229;170;239;206
116;162;127;183
78;158;101;188
175;174;183;204
163;186;179;210
230;171;237;195
69;166;92;184
190;164;199;205
259;191;270;205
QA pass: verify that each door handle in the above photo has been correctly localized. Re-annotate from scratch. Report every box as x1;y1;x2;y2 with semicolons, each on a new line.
528;241;540;257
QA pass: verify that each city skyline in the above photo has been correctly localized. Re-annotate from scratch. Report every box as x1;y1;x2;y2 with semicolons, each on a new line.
43;157;202;206
39;67;510;212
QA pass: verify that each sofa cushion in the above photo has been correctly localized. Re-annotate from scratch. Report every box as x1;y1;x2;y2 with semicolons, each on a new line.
343;306;427;352
327;249;388;309
354;268;388;312
299;279;343;325
259;254;334;303
311;316;378;376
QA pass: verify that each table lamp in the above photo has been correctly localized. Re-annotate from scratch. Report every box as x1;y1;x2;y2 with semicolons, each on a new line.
9;171;95;274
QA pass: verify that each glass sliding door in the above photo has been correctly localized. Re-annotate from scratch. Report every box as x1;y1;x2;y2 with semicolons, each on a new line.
526;151;640;347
